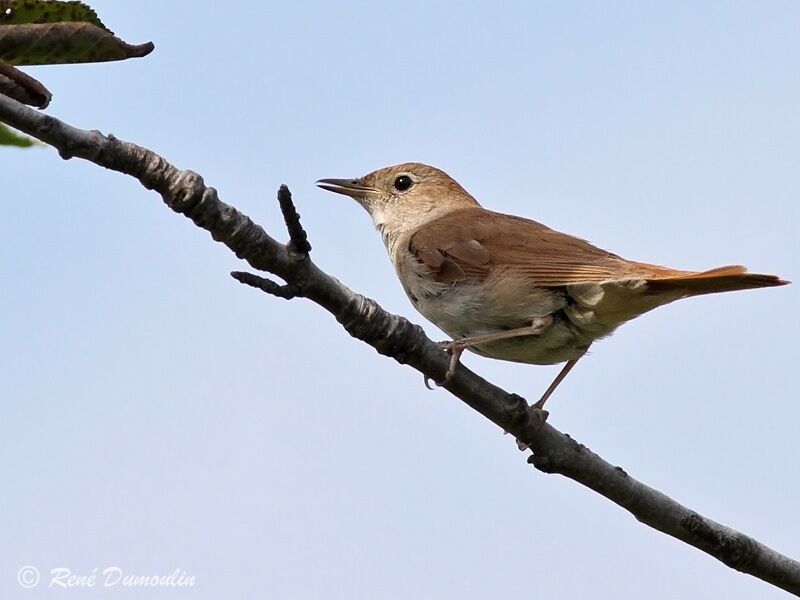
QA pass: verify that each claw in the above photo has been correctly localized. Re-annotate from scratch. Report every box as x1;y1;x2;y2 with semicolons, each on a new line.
438;340;466;384
514;407;548;451
423;340;460;388
421;340;468;388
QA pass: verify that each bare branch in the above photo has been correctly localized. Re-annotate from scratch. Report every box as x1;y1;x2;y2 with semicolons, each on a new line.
277;184;311;255
231;271;299;300
1;94;798;596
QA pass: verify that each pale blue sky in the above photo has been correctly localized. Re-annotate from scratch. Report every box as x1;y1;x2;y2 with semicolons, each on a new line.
2;1;799;598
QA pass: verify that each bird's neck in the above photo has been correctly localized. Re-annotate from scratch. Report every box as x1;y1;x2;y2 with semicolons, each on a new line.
371;201;477;261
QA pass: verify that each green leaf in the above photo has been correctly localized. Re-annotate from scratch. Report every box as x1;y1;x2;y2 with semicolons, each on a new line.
0;22;154;65
0;121;41;146
0;0;154;107
0;0;107;31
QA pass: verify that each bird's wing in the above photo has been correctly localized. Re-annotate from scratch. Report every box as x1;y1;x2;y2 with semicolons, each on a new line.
408;207;691;286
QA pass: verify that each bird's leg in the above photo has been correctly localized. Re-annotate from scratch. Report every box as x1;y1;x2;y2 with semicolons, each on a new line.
532;351;587;410
434;315;554;385
512;352;589;450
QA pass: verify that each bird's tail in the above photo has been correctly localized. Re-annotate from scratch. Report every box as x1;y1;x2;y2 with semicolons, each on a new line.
642;264;789;297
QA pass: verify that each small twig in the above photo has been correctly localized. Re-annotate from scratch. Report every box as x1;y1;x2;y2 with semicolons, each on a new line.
231;271;299;299
277;184;311;255
0;60;51;108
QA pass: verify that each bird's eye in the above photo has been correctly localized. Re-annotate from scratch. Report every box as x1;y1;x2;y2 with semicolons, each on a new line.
394;175;413;192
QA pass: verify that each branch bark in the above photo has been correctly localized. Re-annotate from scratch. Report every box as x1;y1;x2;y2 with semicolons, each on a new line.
1;94;798;596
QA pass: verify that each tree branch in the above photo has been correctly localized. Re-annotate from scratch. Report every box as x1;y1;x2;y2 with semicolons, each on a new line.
231;271;299;300
277;184;312;255
1;94;798;596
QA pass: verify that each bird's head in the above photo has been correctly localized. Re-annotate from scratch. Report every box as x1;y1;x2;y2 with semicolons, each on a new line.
317;162;479;234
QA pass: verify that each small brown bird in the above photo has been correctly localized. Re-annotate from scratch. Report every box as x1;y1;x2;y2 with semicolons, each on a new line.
318;163;787;408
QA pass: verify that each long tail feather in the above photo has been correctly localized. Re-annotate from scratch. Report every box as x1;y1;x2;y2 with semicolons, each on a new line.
645;264;789;296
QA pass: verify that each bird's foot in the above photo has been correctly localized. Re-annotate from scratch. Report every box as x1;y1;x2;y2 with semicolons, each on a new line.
423;340;467;389
439;340;467;382
503;405;549;450
514;406;549;450
530;405;550;426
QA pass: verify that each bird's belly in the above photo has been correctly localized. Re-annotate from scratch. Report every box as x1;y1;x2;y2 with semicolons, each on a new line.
469;324;587;365
411;277;590;365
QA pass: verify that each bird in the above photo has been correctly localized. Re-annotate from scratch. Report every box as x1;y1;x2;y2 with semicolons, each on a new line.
317;163;788;409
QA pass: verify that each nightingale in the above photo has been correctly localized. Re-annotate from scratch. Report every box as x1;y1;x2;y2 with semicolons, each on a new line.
317;163;787;409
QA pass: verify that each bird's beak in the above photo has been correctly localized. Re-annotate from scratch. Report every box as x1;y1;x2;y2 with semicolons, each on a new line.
316;178;378;198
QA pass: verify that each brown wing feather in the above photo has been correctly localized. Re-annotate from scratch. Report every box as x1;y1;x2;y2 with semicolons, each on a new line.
409;207;662;286
409;207;788;295
408;207;788;293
